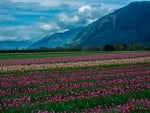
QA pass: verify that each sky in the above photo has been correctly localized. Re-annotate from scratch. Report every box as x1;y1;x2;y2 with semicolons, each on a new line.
0;0;148;41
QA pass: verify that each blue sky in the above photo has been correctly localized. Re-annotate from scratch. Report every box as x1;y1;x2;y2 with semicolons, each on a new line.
0;0;148;41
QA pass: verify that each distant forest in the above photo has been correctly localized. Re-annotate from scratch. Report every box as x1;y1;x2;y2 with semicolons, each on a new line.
0;43;149;53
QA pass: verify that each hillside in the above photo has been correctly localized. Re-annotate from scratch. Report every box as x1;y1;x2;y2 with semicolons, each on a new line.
68;1;150;47
30;27;83;48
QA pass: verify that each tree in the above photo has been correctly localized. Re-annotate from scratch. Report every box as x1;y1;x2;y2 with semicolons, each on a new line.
114;43;127;51
68;46;83;52
129;44;144;51
103;44;114;51
87;46;102;51
54;47;66;52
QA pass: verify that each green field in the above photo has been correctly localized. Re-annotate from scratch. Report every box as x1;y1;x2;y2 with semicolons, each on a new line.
0;51;139;60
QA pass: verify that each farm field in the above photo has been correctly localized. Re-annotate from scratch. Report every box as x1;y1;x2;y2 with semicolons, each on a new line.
0;51;150;113
0;51;141;60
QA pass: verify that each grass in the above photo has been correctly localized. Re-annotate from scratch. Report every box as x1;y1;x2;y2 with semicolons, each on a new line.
0;51;136;60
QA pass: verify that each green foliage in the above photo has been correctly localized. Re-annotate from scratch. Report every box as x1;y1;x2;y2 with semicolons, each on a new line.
67;46;83;52
0;43;149;54
114;44;127;51
86;46;103;51
129;44;145;51
103;44;114;51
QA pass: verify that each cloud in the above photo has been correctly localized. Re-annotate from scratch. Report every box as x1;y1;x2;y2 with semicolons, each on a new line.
77;4;109;24
2;0;147;41
78;5;92;13
54;4;109;30
38;23;60;32
0;0;111;41
10;0;83;7
40;24;54;31
57;14;79;24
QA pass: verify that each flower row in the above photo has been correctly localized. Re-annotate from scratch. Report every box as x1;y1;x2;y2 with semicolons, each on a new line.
0;52;149;66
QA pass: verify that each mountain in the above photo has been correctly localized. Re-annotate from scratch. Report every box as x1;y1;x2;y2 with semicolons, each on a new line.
0;40;33;50
30;27;83;48
68;1;150;47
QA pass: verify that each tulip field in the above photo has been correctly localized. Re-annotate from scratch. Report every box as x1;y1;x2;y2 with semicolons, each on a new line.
0;52;150;113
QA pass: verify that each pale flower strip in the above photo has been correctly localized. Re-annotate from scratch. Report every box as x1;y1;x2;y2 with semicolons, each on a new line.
0;57;149;72
0;52;150;66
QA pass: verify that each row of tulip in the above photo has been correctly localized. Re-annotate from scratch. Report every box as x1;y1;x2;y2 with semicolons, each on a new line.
1;65;150;111
0;52;150;66
118;98;150;113
0;56;149;72
1;70;150;97
82;98;150;113
0;58;150;112
1;83;149;112
36;98;150;113
1;64;149;95
1;63;148;88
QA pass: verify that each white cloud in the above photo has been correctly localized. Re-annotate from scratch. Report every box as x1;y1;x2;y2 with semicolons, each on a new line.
0;0;119;41
0;25;44;41
39;23;60;31
0;0;110;41
78;5;92;13
40;24;53;31
55;4;109;27
71;16;79;23
10;0;82;7
9;0;141;8
58;14;79;24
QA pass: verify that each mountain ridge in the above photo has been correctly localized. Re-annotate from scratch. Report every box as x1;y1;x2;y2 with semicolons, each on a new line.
68;1;150;47
30;27;83;48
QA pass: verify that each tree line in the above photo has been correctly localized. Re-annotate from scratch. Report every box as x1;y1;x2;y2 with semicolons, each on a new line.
0;44;149;53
